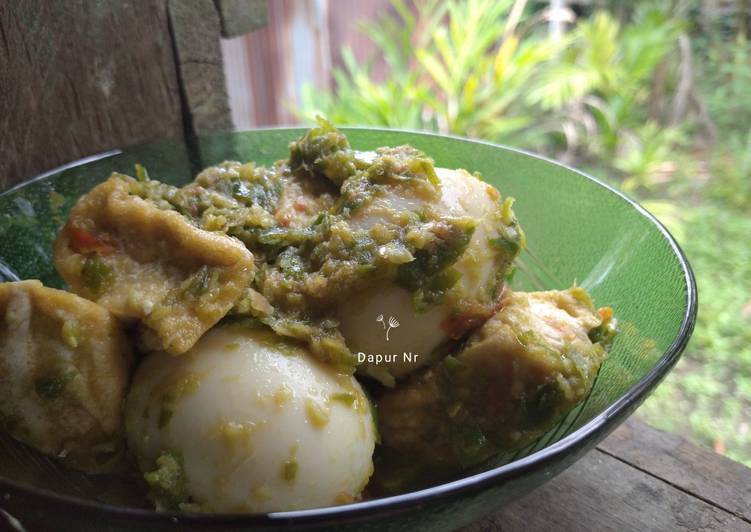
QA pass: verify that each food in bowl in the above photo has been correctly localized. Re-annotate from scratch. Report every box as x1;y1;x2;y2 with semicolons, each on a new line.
125;323;376;512
0;120;616;512
0;280;131;473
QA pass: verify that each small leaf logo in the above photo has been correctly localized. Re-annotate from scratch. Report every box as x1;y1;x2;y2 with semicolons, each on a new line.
386;316;400;341
376;314;400;341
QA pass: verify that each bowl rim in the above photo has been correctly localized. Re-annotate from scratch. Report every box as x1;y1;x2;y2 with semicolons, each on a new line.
0;127;697;527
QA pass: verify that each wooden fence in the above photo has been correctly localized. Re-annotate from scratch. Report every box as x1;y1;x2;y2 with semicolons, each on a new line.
221;0;391;128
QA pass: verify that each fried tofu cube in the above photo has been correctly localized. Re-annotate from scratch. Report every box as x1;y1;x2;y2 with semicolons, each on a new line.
0;280;131;472
54;174;255;354
377;287;615;467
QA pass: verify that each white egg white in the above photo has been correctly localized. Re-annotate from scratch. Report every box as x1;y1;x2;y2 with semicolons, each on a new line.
337;167;507;385
125;324;376;512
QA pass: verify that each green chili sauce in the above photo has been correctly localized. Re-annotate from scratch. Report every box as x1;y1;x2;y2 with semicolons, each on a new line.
126;119;524;370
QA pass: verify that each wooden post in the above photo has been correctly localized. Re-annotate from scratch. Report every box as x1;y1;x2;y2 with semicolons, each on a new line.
0;1;186;190
167;0;233;135
214;0;268;38
0;0;264;191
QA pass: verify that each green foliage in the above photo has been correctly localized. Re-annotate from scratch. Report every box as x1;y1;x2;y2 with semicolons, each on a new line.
301;0;554;144
527;8;687;190
638;203;751;466
707;131;751;209
698;35;751;134
301;47;430;130
299;0;446;129
301;2;689;191
613;122;688;192
698;36;751;208
298;0;751;465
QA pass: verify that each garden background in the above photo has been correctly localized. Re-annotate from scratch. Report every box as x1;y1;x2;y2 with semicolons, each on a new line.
221;0;751;466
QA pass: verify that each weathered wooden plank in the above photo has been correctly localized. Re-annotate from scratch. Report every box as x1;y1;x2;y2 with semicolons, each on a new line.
225;0;335;126
214;0;268;37
326;0;391;79
221;0;391;127
465;446;751;532
0;1;185;190
167;0;233;134
598;419;751;522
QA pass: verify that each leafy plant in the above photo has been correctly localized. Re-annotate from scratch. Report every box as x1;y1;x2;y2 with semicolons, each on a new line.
302;2;691;191
694;35;751;208
696;31;751;136
614;121;688;191
638;202;751;466
526;8;687;188
301;0;446;130
296;0;751;467
707;130;751;208
300;0;553;144
301;47;431;130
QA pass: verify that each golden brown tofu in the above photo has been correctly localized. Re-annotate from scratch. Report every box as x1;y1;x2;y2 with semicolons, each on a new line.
377;287;615;467
0;280;131;472
54;174;255;354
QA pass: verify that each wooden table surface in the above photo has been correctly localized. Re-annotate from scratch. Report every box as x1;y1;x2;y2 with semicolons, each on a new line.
465;418;751;532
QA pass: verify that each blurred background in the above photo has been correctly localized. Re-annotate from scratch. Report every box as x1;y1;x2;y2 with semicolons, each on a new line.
220;0;751;466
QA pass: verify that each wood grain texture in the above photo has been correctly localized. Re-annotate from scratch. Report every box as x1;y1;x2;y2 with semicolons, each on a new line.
168;0;232;134
222;0;392;127
599;419;751;522
0;1;185;190
465;419;751;532
214;0;268;37
231;0;334;126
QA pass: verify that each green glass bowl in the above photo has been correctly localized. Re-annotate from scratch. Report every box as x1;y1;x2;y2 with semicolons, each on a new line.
0;129;696;531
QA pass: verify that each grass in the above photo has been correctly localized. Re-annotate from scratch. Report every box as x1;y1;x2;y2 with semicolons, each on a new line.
636;201;751;466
